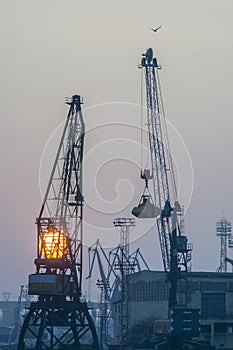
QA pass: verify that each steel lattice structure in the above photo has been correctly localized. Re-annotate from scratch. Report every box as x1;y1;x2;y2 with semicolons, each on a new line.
113;218;135;345
87;229;150;346
139;49;192;308
35;95;84;293
17;95;99;350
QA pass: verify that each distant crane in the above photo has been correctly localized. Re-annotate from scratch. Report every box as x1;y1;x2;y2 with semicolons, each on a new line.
17;95;99;350
87;221;150;346
87;239;118;346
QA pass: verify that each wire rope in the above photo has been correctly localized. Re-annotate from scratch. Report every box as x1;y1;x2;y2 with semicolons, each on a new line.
140;68;143;171
157;71;178;202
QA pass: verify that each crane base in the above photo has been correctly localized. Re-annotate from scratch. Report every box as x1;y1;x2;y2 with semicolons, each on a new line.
17;298;100;350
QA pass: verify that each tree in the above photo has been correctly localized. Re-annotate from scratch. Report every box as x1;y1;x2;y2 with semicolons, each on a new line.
127;317;156;345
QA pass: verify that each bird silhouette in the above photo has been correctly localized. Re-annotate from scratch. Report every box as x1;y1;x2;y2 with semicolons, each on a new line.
150;26;162;32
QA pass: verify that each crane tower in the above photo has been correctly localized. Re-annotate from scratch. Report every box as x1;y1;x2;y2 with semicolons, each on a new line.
17;95;99;350
113;218;135;344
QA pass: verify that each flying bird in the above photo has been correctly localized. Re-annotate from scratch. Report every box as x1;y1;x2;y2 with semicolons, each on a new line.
150;26;162;32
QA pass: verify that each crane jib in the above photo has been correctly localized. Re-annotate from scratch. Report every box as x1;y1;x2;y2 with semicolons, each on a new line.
136;49;192;310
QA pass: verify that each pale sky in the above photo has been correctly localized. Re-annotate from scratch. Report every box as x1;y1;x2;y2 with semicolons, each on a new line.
0;0;233;299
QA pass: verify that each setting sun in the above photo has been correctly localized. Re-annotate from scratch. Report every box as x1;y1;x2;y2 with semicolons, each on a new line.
40;230;68;259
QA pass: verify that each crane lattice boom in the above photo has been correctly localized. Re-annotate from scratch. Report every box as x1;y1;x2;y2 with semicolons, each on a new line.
139;49;192;307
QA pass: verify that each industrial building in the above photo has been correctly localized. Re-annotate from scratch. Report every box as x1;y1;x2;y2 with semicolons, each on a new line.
113;270;233;348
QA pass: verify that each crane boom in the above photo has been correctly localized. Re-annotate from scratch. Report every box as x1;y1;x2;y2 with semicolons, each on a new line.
142;49;171;210
140;49;176;273
138;48;192;308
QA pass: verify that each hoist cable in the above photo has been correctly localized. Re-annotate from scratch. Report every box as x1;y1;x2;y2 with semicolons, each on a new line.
157;71;178;202
140;68;143;171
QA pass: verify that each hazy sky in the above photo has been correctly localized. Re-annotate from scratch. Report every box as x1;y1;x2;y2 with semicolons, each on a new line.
1;0;233;299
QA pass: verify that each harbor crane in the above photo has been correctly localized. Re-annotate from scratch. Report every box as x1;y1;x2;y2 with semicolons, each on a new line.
17;95;99;350
132;48;192;309
131;49;219;349
87;239;119;346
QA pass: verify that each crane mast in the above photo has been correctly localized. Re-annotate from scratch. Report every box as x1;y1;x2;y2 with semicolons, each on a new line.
137;48;192;308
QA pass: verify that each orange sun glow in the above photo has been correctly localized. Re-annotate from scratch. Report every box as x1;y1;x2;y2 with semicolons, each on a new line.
41;230;68;259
